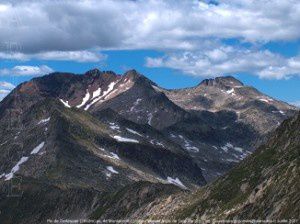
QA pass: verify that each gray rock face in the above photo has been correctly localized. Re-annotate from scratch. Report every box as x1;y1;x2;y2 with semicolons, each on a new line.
161;76;296;135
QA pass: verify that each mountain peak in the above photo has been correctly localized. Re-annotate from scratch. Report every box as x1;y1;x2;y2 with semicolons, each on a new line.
199;76;244;88
123;69;142;80
122;69;157;87
84;68;101;77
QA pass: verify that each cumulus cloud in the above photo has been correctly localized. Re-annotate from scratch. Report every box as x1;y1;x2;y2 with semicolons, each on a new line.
0;81;15;101
34;51;106;62
0;0;300;79
146;46;300;79
0;0;300;54
0;51;106;62
0;65;54;76
0;81;15;90
0;89;10;101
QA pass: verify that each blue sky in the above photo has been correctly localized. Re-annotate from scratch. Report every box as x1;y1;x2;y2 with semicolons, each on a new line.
0;0;300;106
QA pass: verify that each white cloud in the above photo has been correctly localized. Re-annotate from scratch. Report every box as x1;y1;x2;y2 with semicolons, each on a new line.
146;46;300;79
0;89;9;101
0;0;299;54
34;51;106;62
0;65;54;76
0;0;299;80
0;93;7;101
0;89;10;94
0;81;15;101
0;51;105;62
0;52;27;61
0;81;15;90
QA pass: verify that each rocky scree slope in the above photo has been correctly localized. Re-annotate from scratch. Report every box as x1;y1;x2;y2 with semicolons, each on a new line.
122;111;300;220
162;76;296;135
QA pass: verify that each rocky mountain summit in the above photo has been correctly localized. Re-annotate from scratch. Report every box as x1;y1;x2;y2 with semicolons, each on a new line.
0;69;297;223
162;76;296;135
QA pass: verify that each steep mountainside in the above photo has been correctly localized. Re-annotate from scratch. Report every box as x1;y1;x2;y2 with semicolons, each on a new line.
0;69;296;182
119;111;300;220
0;99;205;189
88;70;189;130
0;99;204;223
156;76;297;180
0;69;298;223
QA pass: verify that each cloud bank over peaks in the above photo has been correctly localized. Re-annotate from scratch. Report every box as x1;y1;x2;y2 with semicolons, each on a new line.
0;0;299;80
0;0;300;53
0;81;15;101
146;46;300;79
0;51;106;63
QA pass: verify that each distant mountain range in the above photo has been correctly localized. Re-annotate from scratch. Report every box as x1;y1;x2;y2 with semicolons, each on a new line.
0;69;298;223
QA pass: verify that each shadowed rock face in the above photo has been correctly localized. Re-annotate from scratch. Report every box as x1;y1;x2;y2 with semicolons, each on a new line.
0;69;297;223
83;112;299;221
125;112;300;220
0;98;206;223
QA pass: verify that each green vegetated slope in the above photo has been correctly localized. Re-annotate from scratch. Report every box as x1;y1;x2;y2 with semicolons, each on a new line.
133;112;300;220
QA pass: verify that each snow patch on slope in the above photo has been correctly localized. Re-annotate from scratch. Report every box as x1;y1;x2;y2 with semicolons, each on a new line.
104;82;117;97
31;142;45;155
106;166;119;174
59;99;71;108
113;135;139;143
150;139;166;148
226;88;235;95
178;135;199;152
148;112;154;125
84;81;117;110
233;146;243;153
92;87;101;98
167;177;187;189
259;98;273;103
259;98;269;103
77;89;90;108
221;143;233;153
130;98;142;112
109;122;120;131
5;156;29;181
2;142;47;181
104;151;120;160
110;152;120;160
38;117;50;125
126;128;143;137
